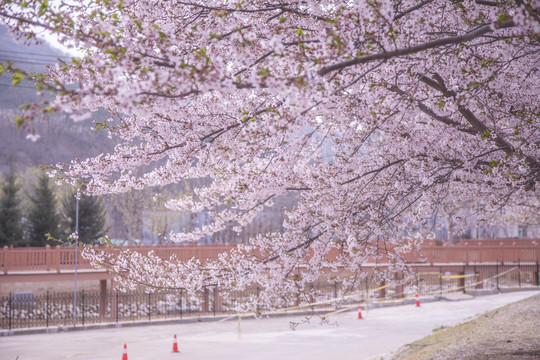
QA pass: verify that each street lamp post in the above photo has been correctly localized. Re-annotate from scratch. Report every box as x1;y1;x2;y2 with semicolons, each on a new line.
73;196;79;327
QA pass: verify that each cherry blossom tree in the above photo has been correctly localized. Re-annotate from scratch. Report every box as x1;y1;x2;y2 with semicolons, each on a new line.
0;0;539;310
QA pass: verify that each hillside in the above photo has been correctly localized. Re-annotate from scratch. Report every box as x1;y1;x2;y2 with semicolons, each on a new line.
0;25;114;174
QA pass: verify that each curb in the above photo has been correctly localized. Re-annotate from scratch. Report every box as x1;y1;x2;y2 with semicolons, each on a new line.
0;308;332;337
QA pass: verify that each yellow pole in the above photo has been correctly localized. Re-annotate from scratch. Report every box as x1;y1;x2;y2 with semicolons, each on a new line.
237;314;242;340
366;290;369;316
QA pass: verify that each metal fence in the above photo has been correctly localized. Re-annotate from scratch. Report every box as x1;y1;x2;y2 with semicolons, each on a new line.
2;263;539;330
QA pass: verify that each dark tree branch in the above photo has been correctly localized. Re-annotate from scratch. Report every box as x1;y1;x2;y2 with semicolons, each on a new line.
318;21;516;76
388;84;477;134
419;74;540;188
262;230;327;264
340;159;405;186
394;0;435;21
475;0;500;6
419;75;515;153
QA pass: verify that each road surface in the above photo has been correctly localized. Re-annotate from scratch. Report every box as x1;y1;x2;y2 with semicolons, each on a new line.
0;291;538;360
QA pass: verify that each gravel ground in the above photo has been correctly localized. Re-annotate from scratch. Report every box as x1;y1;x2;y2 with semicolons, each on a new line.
392;294;540;360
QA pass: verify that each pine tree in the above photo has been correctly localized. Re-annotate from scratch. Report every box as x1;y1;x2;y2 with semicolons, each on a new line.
26;173;60;246
62;190;108;244
0;165;24;247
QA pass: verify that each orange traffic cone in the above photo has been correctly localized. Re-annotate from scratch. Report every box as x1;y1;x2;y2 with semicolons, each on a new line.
172;334;179;353
416;293;420;307
122;344;128;360
357;306;363;319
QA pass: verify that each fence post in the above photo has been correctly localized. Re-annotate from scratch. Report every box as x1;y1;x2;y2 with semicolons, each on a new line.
46;291;49;328
256;285;260;312
202;288;209;313
459;265;466;293
179;289;183;319
82;290;85;326
379;280;386;299
439;266;443;295
213;287;217;317
536;260;540;286
518;259;521;287
116;291;119;323
8;292;12;330
148;293;151;322
496;260;500;290
474;264;483;289
99;280;107;318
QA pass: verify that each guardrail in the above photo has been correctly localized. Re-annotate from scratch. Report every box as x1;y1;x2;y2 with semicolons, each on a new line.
1;244;236;274
1;241;540;275
411;245;540;264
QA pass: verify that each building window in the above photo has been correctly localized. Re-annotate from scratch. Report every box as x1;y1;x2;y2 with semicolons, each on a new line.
518;225;527;238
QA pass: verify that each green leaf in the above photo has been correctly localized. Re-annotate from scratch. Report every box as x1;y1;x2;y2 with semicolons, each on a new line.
14;116;24;129
498;13;509;22
38;0;48;16
481;129;491;139
12;72;25;86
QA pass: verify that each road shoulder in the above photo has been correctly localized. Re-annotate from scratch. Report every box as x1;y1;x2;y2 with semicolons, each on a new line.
391;293;540;360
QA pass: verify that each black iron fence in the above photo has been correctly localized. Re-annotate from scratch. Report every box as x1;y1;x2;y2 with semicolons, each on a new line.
2;262;539;330
0;287;255;330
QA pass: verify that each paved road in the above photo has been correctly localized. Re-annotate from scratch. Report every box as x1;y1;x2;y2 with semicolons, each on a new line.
0;291;538;360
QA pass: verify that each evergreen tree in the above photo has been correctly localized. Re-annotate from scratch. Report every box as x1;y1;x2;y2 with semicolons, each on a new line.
62;189;108;244
0;165;24;247
26;173;60;246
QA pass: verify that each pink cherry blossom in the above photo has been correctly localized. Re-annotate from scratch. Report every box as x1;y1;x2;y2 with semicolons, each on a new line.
1;0;539;310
